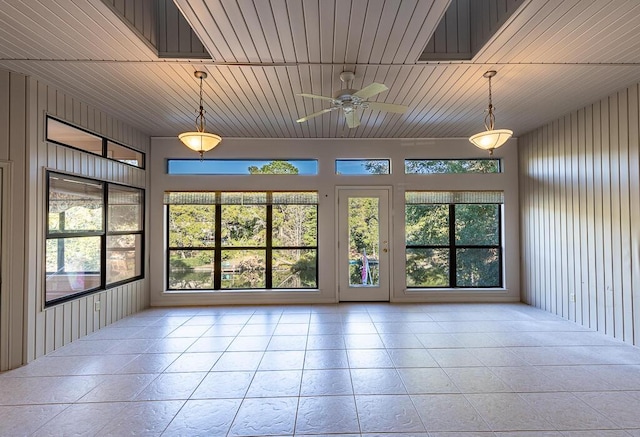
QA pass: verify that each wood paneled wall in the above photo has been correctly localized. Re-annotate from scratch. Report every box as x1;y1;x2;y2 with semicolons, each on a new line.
157;0;208;58
421;0;521;60
421;0;471;60
103;0;157;48
519;82;640;346
470;0;522;55
0;70;28;370
102;0;208;58
0;68;150;370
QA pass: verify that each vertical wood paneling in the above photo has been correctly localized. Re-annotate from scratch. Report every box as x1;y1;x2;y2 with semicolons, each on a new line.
601;96;614;336
629;84;640;346
619;90;633;342
470;0;521;54
0;72;9;161
45;312;55;354
156;0;208;58
593;100;606;333
585;104;597;329
69;300;81;342
567;110;588;324
421;0;472;60
0;70;29;370
103;0;157;48
520;82;640;346
0;73;150;369
609;93;624;338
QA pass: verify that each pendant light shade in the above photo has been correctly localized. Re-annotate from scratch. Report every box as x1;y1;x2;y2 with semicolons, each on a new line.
469;71;512;155
179;71;221;158
178;131;222;154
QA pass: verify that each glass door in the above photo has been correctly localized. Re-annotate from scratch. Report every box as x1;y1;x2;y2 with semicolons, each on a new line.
337;188;390;301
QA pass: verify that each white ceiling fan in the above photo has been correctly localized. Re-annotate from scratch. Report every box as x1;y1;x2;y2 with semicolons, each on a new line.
296;71;408;128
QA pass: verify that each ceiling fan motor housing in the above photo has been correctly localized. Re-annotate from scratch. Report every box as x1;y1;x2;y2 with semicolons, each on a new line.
333;89;363;112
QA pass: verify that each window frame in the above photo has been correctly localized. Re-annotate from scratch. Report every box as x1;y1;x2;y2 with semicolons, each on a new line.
165;191;319;291
335;159;391;175
45;171;145;306
404;158;502;174
46;116;145;169
405;194;503;289
166;159;319;175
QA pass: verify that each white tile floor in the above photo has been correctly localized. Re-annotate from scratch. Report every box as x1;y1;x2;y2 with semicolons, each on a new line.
2;302;640;436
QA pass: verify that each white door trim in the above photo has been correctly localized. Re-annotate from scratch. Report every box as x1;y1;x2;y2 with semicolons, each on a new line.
336;186;392;302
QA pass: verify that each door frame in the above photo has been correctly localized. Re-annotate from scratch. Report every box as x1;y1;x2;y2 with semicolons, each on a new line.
335;185;393;302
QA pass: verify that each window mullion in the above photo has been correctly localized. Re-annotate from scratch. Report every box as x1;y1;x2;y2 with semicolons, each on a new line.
449;204;456;287
266;203;273;289
101;182;108;289
214;199;222;290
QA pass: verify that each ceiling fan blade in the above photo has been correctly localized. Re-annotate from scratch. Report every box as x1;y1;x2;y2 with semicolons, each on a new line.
344;110;360;129
353;82;388;100
296;108;333;123
366;101;409;114
297;93;335;102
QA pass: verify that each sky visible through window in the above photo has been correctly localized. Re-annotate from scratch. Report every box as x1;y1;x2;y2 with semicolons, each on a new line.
167;159;318;175
335;159;390;175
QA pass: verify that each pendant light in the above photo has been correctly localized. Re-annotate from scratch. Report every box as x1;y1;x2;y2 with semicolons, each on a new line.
178;71;222;158
469;70;512;155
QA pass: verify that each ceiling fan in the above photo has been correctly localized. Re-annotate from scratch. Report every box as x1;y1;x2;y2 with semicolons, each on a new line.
296;71;408;128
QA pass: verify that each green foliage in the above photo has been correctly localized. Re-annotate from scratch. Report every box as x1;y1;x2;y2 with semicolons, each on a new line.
49;207;103;232
167;191;318;290
405;200;501;287
248;161;300;174
404;159;500;174
289;250;317;285
350;160;390;174
168;205;216;247
347;198;379;257
456;248;500;287
221;205;266;246
455;204;499;245
272;204;317;247
405;205;449;246
405;248;449;287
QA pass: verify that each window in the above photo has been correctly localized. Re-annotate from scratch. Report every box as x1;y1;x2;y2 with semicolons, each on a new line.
46;172;144;305
335;159;390;175
405;159;501;174
46;116;145;168
107;185;144;285
107;141;144;167
405;191;502;288
167;159;318;175
166;191;318;290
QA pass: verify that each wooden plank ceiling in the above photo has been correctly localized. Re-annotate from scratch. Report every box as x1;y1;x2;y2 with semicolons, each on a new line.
0;0;639;140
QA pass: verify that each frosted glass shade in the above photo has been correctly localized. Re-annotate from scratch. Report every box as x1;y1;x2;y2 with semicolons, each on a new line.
179;131;222;154
469;129;513;153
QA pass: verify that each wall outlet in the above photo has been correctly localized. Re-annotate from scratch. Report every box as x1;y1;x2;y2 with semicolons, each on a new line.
569;293;576;302
94;301;101;312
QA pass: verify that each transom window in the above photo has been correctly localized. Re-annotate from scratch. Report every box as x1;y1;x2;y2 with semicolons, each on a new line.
405;191;503;288
167;159;318;175
335;159;390;175
405;159;501;173
46;116;145;168
165;191;318;290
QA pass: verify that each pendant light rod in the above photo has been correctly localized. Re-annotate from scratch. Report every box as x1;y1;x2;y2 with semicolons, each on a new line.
194;70;207;133
483;70;497;131
469;70;512;155
178;70;222;159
